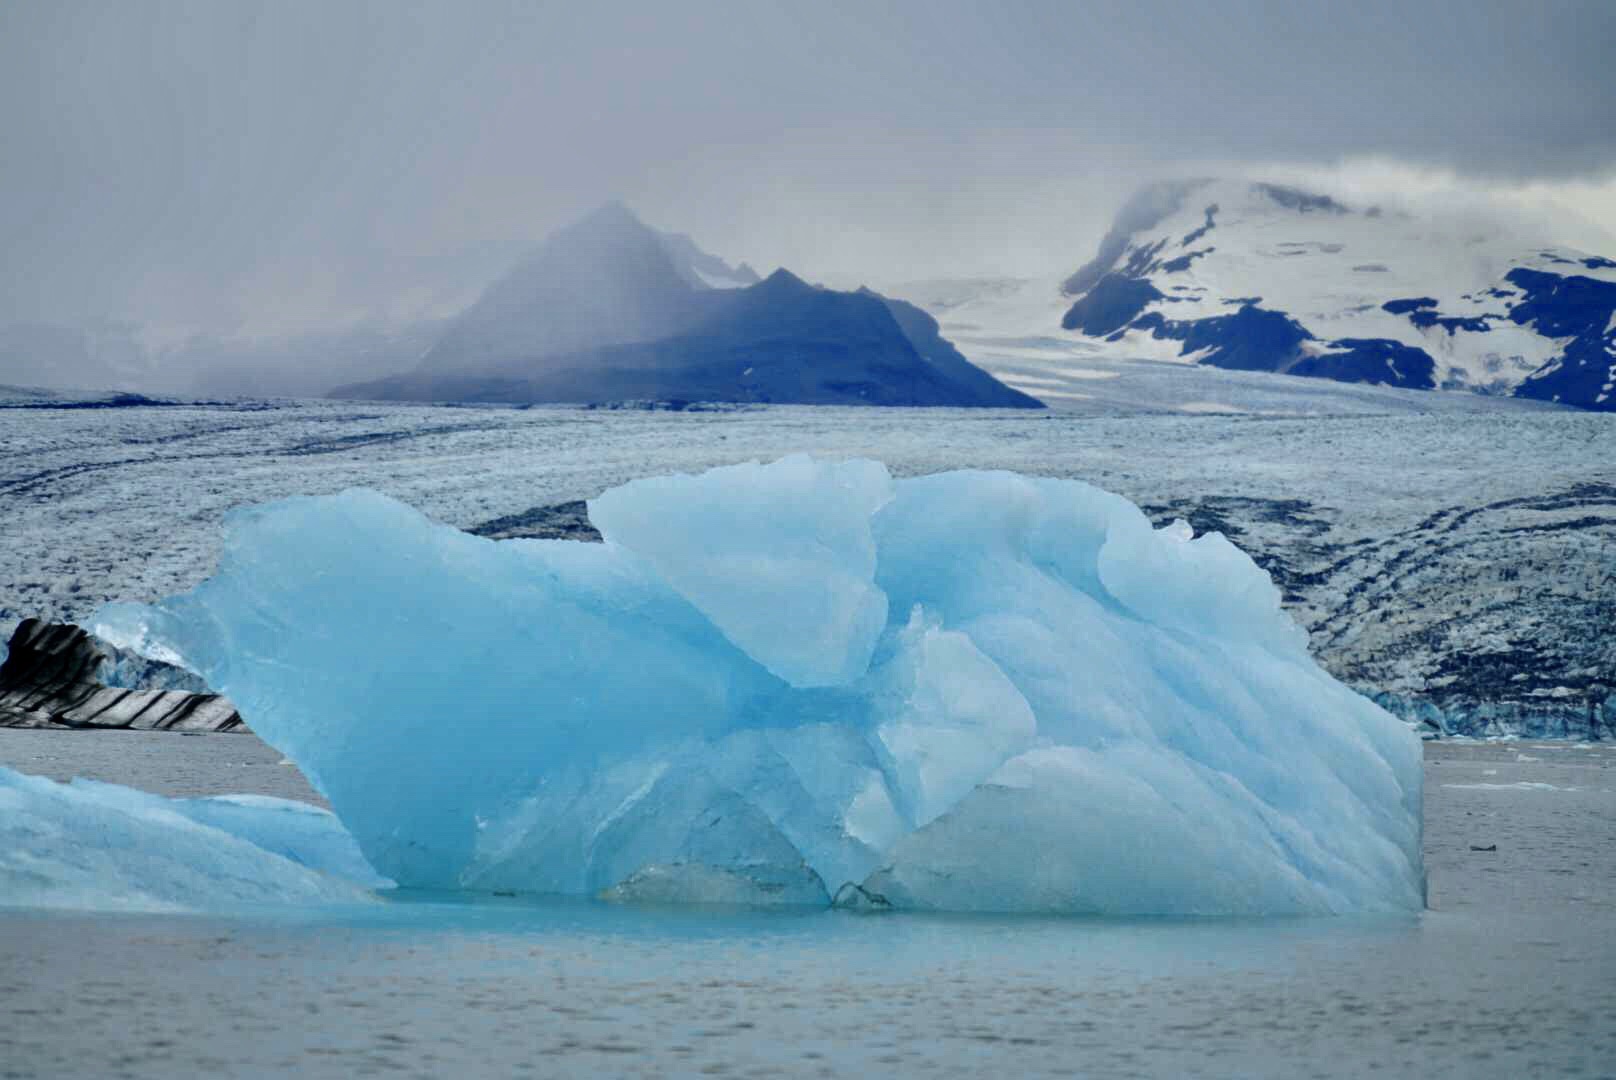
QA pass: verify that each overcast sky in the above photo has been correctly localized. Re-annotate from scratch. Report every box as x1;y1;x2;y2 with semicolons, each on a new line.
3;0;1614;335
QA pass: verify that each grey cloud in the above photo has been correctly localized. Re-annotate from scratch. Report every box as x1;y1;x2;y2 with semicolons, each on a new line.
1;0;1612;335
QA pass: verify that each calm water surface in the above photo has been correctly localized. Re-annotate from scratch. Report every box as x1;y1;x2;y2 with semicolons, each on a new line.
1;734;1612;1078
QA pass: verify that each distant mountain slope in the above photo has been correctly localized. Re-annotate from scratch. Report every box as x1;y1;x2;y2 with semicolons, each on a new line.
0;321;152;394
419;201;713;375
1054;180;1616;411
864;290;1042;408
336;205;1041;408
656;230;761;290
179;320;447;398
0;317;451;399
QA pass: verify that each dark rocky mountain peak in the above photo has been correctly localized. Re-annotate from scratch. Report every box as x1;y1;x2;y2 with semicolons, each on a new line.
334;206;1043;409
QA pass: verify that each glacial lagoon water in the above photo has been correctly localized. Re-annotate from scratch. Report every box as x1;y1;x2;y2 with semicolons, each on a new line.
1;732;1613;1078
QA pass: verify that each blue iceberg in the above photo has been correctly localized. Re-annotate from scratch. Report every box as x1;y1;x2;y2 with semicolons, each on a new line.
95;456;1424;915
0;767;385;912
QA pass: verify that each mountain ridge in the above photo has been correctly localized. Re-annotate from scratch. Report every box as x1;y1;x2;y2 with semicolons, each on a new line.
1053;180;1616;410
336;204;1041;408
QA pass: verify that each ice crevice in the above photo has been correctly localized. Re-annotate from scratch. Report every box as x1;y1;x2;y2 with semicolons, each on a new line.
82;454;1425;916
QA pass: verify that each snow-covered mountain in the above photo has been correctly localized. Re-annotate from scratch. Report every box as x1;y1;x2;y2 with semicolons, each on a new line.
338;203;1041;409
897;181;1616;412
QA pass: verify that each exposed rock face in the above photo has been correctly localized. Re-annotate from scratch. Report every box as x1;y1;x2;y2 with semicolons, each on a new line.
467;500;601;542
0;618;243;731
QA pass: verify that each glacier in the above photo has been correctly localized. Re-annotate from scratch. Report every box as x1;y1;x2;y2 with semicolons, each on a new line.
92;455;1425;915
0;767;385;912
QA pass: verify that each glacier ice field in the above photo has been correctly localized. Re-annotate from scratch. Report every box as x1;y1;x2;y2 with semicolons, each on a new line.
72;455;1426;916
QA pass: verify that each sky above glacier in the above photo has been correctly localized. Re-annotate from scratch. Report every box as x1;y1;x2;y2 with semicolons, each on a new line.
3;0;1614;335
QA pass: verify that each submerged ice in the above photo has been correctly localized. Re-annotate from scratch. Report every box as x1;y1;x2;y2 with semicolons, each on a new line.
95;456;1424;915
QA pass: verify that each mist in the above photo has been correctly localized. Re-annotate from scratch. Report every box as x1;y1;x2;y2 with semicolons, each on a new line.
3;0;1613;393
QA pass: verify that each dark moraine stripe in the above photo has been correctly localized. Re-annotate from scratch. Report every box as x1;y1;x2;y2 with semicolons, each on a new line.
0;618;245;732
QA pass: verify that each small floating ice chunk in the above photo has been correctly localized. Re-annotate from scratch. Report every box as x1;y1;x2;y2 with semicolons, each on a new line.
1442;781;1578;792
0;767;384;913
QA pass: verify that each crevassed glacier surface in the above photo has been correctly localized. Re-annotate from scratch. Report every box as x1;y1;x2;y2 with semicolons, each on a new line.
0;767;385;912
95;456;1424;914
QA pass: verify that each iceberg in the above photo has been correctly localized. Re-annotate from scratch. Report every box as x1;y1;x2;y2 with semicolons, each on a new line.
0;767;385;913
94;456;1424;915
